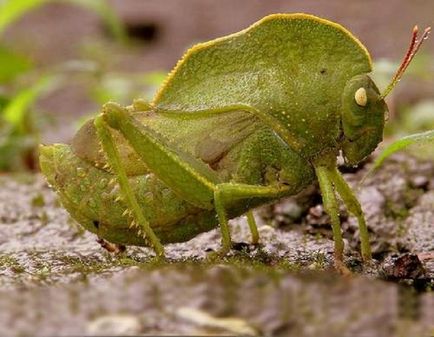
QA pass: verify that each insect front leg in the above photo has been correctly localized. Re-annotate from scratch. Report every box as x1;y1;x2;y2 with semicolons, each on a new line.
315;166;347;272
328;167;372;261
94;116;165;257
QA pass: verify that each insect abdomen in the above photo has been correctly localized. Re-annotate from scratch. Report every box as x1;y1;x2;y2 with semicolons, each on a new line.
39;144;218;246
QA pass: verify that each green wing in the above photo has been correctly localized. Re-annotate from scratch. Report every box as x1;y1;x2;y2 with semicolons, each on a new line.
153;13;372;158
140;110;259;166
72;109;260;177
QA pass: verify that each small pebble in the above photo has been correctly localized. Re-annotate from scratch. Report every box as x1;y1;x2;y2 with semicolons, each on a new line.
87;314;142;335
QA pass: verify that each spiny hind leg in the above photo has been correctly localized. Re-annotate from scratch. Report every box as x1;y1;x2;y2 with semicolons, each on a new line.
328;167;372;261
94;116;165;257
99;102;225;257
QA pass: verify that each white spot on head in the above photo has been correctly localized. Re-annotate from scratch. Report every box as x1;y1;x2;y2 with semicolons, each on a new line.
355;87;367;106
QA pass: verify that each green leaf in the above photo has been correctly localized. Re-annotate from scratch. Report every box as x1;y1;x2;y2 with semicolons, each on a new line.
0;0;50;36
0;94;8;109
0;44;32;82
373;130;434;168
2;74;60;131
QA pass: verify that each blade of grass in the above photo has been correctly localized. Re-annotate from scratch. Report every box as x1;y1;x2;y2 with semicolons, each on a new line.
2;74;61;132
0;0;50;36
360;130;434;186
0;44;32;82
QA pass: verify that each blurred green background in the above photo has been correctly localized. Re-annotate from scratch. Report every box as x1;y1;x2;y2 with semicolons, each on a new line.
0;0;433;172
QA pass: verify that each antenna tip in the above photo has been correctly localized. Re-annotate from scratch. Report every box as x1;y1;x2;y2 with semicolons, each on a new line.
380;23;431;99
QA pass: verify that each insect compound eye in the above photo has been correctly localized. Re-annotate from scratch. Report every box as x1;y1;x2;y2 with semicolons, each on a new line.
354;87;367;107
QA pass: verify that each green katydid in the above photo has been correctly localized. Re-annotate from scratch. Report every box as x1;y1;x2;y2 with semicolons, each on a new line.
39;14;430;268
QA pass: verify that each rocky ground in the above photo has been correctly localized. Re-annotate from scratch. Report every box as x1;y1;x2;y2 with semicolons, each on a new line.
0;153;433;336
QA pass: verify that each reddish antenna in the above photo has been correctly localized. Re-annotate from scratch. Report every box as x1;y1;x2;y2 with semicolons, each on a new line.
380;25;431;99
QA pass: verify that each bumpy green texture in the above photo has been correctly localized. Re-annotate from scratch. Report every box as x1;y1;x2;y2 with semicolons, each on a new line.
40;144;217;245
40;13;390;265
154;13;372;159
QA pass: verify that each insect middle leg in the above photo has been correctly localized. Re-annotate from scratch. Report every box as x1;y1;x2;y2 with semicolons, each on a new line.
315;165;345;268
246;210;259;244
328;167;372;261
214;183;289;255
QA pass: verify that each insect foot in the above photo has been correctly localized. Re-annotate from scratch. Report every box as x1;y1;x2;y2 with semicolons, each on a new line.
96;238;126;254
206;247;232;262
